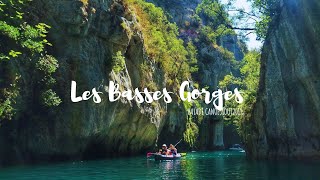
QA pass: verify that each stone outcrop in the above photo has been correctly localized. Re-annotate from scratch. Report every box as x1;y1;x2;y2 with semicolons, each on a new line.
0;0;169;165
0;0;247;166
147;0;201;28
247;0;320;159
149;0;244;150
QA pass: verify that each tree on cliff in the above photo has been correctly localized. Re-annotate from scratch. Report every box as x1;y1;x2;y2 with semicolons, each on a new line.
0;0;51;60
0;0;61;122
219;50;260;139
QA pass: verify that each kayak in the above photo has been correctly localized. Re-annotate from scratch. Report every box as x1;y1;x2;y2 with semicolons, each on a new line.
154;153;182;161
147;152;186;157
229;144;245;152
229;147;245;151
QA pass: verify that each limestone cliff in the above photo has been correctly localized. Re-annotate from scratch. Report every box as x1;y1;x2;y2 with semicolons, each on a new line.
0;0;169;165
149;0;244;149
247;0;320;159
0;0;246;166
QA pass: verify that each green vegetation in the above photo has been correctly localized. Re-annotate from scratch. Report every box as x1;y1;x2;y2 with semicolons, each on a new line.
0;75;19;120
194;0;236;62
36;55;59;74
196;0;235;41
182;92;203;148
186;41;198;74
249;0;279;40
183;121;199;148
196;0;231;30
41;89;62;107
0;0;51;60
222;0;279;40
0;0;60;122
36;55;61;107
112;51;126;73
124;0;197;88
0;0;262;150
219;50;261;140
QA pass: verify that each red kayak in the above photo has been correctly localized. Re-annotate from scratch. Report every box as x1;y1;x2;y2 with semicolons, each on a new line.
147;153;182;160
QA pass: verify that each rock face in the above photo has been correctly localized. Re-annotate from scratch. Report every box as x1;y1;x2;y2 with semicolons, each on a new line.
197;45;233;149
147;0;201;27
0;0;168;165
0;0;245;166
247;0;320;159
149;0;244;150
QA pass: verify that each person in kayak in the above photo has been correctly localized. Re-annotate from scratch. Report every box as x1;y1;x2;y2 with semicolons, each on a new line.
159;144;169;155
169;144;177;155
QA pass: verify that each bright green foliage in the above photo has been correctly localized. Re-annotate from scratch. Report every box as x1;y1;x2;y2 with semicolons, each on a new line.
196;0;234;36
240;51;261;90
112;51;126;73
250;0;279;13
182;92;193;109
182;92;203;147
0;0;51;60
196;0;230;29
182;95;199;148
0;76;19;120
0;0;60;122
219;50;260;139
199;26;217;44
41;89;62;107
195;0;235;61
218;74;242;89
124;0;194;87
34;55;62;107
36;55;59;74
0;99;14;119
214;0;279;40
215;44;236;61
186;41;198;73
255;14;271;40
183;121;199;148
249;0;279;40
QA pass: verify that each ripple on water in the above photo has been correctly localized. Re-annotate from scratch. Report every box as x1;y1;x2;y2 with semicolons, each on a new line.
0;152;320;180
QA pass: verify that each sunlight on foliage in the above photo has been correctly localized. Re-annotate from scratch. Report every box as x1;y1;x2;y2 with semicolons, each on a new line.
219;50;260;139
41;89;62;107
0;0;51;60
195;0;236;62
36;55;59;74
0;0;60;122
182;92;203;147
112;51;126;73
123;0;197;89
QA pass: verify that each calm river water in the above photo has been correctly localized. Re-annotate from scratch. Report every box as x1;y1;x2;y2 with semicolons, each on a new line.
0;151;319;179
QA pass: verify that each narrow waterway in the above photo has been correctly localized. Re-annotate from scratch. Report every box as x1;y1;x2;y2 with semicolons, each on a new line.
0;151;319;179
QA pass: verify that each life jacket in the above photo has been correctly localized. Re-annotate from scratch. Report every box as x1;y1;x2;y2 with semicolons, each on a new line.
171;149;177;155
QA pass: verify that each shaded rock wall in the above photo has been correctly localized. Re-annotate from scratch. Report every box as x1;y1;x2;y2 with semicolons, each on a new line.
149;0;244;150
248;0;320;159
0;0;169;165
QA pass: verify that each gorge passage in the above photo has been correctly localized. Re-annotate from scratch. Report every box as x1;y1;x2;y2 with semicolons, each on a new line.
0;0;319;166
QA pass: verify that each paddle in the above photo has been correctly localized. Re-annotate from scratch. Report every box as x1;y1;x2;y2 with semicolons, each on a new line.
174;139;182;147
174;139;187;157
147;152;157;158
146;139;187;158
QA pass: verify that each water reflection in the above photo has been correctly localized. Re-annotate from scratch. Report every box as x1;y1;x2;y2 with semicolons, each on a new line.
0;152;320;180
145;151;245;179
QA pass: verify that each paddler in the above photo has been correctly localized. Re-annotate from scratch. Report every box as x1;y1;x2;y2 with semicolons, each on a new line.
169;144;177;155
159;144;169;155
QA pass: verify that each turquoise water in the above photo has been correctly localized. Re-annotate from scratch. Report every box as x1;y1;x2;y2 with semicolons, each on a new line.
1;151;320;179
